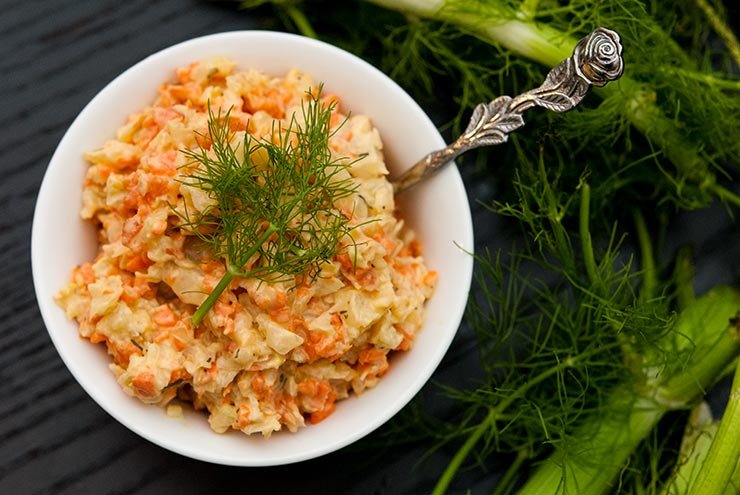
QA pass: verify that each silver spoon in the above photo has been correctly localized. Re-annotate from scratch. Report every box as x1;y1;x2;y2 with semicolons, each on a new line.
392;27;625;194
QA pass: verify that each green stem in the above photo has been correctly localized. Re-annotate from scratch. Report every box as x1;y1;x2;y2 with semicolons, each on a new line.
658;288;740;404
191;268;237;327
517;0;541;21
633;210;657;302
434;359;574;495
517;390;667;495
432;410;495;495
688;357;740;495
493;449;529;495
659;403;717;495
191;224;277;327
656;66;740;91
368;0;572;67
731;453;740;492
537;153;575;275
694;0;740;68
674;245;697;311
284;4;318;39
579;183;599;287
708;183;740;208
604;76;709;187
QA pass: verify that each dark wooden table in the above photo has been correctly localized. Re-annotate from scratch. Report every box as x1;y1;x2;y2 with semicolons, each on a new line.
3;2;738;495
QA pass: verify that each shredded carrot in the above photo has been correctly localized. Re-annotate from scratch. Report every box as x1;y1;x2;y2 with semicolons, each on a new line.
310;401;336;424
95;163;117;179
74;262;96;285
358;346;391;380
297;378;337;424
234;404;252;429
213;300;235;335
195;361;219;386
153;107;181;128
132;371;158;399
243;87;289;118
153;304;178;327
175;62;197;83
170;368;191;383
124;254;152;274
121;214;145;248
251;373;273;399
110;339;143;367
148;149;178;176
398;239;423;257
394;324;416;351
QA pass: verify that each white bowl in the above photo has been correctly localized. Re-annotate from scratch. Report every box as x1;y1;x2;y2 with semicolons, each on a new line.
31;31;474;466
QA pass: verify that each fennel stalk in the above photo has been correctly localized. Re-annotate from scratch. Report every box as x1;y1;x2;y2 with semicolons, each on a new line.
685;357;740;495
516;286;740;495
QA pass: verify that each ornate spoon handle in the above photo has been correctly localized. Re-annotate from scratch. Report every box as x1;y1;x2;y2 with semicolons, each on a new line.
392;27;624;193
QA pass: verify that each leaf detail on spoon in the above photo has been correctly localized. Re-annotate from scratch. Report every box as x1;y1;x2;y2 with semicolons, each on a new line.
463;96;525;147
392;27;624;193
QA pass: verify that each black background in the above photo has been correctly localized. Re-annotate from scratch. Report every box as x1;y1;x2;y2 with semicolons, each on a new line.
2;1;738;494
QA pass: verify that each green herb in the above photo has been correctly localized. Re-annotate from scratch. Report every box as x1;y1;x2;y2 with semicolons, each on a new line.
365;146;739;495
177;89;359;327
161;378;184;393
237;0;317;38
432;148;740;495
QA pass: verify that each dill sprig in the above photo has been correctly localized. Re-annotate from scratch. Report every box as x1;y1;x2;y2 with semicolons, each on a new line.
177;89;359;326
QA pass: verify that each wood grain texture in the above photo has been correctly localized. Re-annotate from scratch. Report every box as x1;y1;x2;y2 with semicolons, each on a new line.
1;1;738;495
